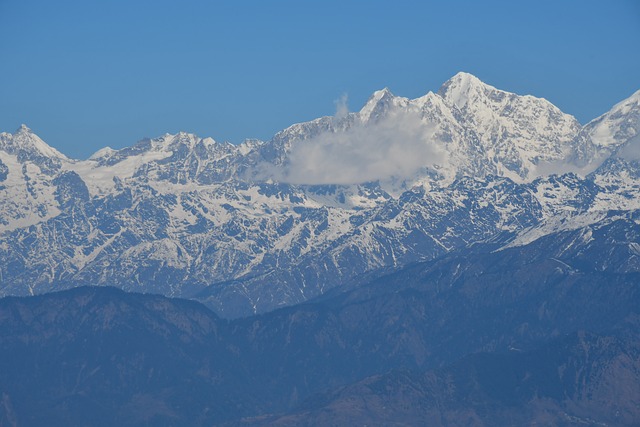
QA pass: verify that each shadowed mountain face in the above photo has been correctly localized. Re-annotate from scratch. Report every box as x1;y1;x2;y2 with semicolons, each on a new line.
260;331;640;427
1;220;639;426
0;288;255;426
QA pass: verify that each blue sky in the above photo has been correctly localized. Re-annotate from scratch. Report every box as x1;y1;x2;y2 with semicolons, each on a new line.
1;0;639;159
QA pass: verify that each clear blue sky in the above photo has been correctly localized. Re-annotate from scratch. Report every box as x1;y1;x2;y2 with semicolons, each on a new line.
1;0;639;159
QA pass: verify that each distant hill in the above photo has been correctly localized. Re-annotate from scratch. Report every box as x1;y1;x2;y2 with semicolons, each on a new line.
1;220;639;425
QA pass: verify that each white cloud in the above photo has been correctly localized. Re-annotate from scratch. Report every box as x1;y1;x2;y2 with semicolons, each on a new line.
262;109;446;185
334;93;349;120
616;133;640;161
533;158;592;177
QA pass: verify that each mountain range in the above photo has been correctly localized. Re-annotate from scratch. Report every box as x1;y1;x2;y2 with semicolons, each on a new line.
1;221;638;425
2;72;640;426
1;72;639;317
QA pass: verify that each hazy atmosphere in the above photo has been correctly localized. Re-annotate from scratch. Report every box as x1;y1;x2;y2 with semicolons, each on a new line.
2;2;640;425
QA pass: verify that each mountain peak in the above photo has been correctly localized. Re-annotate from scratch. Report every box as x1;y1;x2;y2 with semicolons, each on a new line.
450;71;483;85
366;87;395;105
583;88;640;150
0;125;68;161
437;72;497;110
359;87;402;122
612;89;640;111
375;87;393;97
88;146;117;161
16;124;32;133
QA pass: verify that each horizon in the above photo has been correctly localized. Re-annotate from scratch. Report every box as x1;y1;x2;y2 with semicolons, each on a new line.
1;0;639;159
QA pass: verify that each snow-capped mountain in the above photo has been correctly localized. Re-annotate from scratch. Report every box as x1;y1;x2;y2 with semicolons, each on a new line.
438;72;582;180
1;73;639;317
0;125;68;232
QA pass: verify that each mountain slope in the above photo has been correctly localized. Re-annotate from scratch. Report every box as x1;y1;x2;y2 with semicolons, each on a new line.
0;287;256;426
262;331;640;427
438;72;582;181
1;217;639;425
